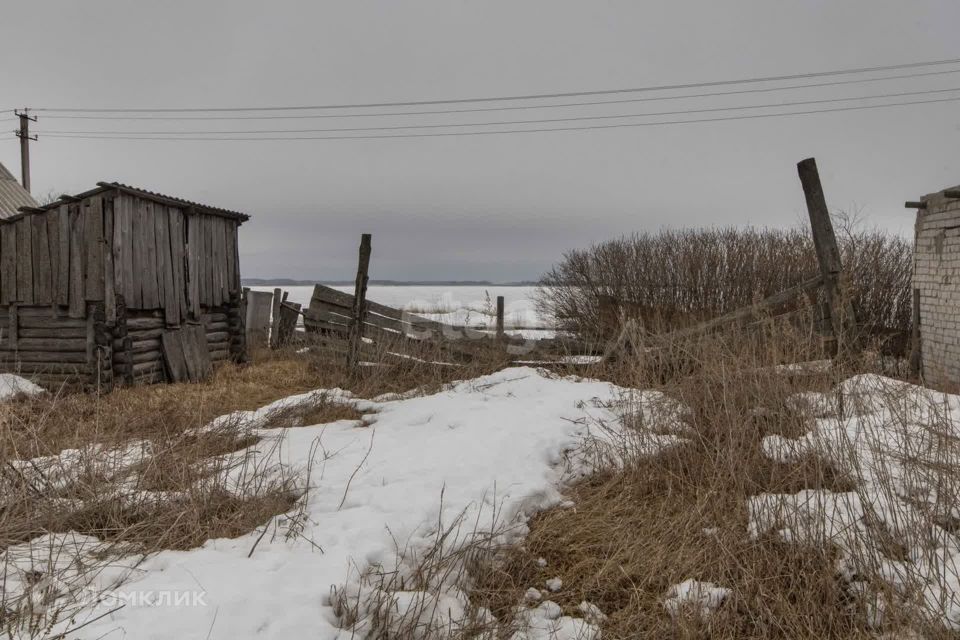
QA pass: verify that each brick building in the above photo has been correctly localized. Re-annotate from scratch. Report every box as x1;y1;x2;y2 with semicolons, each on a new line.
913;185;960;387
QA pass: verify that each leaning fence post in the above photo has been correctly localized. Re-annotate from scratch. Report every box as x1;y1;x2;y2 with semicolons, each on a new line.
347;234;372;370
496;296;505;339
269;287;283;349
797;157;858;359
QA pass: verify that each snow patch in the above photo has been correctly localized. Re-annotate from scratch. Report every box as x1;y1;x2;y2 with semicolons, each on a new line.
663;579;730;619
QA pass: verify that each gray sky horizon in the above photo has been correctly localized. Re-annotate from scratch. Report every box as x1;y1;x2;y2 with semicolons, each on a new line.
2;1;958;282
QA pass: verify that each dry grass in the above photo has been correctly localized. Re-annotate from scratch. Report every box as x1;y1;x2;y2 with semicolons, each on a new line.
3;311;957;639
464;323;957;638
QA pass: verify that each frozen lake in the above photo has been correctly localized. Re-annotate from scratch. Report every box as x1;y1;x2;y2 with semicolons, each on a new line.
248;285;554;335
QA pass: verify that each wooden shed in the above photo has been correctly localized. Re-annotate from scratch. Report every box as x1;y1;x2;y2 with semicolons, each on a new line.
0;182;249;391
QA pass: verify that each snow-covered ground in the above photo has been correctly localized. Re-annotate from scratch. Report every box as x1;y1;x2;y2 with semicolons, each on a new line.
0;373;44;400
1;367;685;639
250;285;552;333
752;374;960;630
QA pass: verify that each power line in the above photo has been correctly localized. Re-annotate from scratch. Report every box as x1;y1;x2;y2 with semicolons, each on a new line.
39;95;960;141
31;68;960;121
37;86;960;136
31;56;960;113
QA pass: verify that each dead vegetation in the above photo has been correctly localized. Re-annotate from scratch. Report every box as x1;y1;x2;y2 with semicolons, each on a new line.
2;298;958;639
538;219;912;339
462;321;958;639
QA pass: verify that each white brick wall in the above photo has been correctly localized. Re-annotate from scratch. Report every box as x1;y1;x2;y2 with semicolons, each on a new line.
914;186;960;387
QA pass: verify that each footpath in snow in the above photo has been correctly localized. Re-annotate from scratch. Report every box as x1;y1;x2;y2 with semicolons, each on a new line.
1;367;682;639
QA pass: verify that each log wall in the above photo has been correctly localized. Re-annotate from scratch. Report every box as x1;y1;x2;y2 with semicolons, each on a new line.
0;187;247;391
0;305;92;390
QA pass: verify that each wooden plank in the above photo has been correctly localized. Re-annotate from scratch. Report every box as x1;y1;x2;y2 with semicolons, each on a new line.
310;283;445;331
219;218;229;303
112;193;127;309
31;215;51;305
121;194;135;304
209;217;219;306
186;213;200;317
8;303;17;350
17;312;86;327
165;208;182;323
185;323;212;382
232;222;241;292
83;196;105;302
270;287;282;349
122;349;163;365
162;208;178;325
21;327;88;339
8;338;87;352
1;223;17;304
195;215;206;307
155;206;174;323
154;207;167;310
16;218;33;304
225;221;237;294
56;206;70;306
27;219;49;306
46;212;60;307
203;216;213;307
496;296;505;338
142;200;160;309
126;317;165;331
130;198;146;308
244;290;272;347
68;206;85;318
0;363;87;375
0;350;89;363
103;198;116;324
204;216;220;307
161;329;189;382
113;337;162;353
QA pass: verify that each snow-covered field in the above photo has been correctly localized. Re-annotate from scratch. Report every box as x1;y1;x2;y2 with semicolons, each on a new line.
250;285;552;335
0;368;683;639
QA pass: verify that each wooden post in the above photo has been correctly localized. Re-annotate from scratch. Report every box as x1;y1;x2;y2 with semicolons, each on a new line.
347;234;372;370
16;111;36;193
796;158;857;357
496;296;505;338
276;302;301;347
270;287;282;349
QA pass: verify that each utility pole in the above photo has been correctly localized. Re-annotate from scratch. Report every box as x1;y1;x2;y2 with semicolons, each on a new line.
15;109;37;193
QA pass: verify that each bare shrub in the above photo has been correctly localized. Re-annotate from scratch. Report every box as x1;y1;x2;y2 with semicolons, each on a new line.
537;221;911;341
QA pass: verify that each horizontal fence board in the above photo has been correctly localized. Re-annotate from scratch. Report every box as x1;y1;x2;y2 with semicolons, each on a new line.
310;284;445;331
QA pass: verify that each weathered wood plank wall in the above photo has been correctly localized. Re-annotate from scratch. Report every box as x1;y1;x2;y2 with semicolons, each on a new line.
0;189;246;390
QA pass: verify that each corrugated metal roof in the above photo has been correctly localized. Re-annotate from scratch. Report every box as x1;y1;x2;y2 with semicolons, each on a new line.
0;161;38;219
104;182;250;221
20;181;250;222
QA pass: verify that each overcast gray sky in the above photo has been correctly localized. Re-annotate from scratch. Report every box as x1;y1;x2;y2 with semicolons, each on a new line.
1;1;958;282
